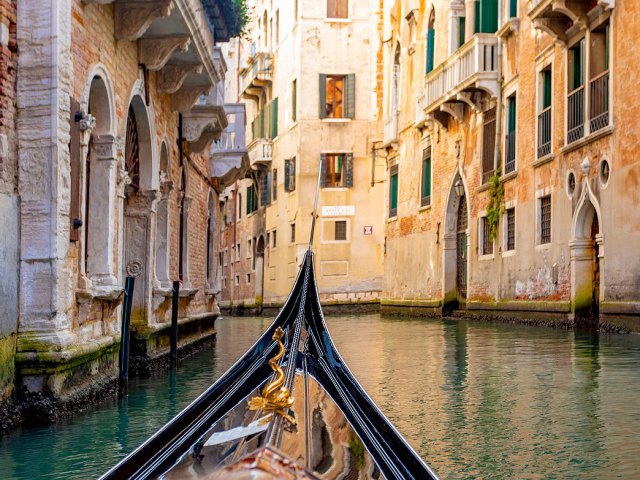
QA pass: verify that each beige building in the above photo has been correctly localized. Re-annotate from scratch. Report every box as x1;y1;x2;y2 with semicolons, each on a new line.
219;0;387;310
380;0;639;331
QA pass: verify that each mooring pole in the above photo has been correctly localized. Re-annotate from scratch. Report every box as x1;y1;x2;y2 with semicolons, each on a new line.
170;280;180;368
119;276;135;395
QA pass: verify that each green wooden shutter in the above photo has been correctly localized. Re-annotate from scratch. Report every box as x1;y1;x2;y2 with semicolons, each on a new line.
320;153;327;188
390;168;398;215
510;0;517;17
246;186;251;215
291;156;296;191
508;96;516;133
270;98;278;139
422;157;431;198
458;17;466;48
426;28;435;73
319;74;327;119
474;1;481;33
284;159;290;191
543;69;552;109
480;0;498;33
345;153;353;187
345;74;355;119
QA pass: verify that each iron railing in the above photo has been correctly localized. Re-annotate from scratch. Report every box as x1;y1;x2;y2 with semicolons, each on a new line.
567;86;585;144
589;71;609;133
537;107;552;158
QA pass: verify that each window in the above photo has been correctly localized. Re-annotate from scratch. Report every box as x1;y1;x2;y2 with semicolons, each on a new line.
235;274;240;286
589;20;610;133
319;74;355;119
539;195;551;244
568;39;585;144
246;184;258;214
477;0;498;33
236;242;240;261
246;273;251;284
426;10;435;73
260;172;271;206
291;79;297;122
284;157;296;192
223;248;228;266
481;216;493;255
505;94;516;174
247;238;252;259
321;153;353;188
272;168;278;200
506;207;515;251
272;229;277;248
251;98;278;140
421;146;431;207
457;16;465;49
482;106;496;183
538;67;552;158
509;0;517;18
237;193;242;220
334;220;347;241
389;165;398;217
327;0;347;19
275;10;279;45
290;223;296;244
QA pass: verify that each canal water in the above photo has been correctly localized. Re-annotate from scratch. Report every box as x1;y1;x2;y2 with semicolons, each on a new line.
1;314;639;480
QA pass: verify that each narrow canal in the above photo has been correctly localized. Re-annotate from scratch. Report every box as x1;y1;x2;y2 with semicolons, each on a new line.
1;314;639;479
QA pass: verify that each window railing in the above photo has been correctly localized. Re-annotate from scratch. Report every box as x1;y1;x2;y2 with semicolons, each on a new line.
567;85;585;144
537;107;552;158
505;131;516;174
589;70;609;133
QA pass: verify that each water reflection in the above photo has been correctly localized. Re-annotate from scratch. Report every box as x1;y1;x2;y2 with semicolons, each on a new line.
0;315;639;480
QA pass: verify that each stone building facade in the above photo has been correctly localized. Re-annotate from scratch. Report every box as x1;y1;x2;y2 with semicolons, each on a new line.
0;0;245;422
380;0;638;331
218;0;387;311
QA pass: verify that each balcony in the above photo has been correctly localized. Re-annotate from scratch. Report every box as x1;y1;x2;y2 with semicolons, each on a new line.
384;113;399;146
416;34;499;127
248;138;273;168
565;71;610;147
529;0;614;43
239;50;274;100
210;103;249;189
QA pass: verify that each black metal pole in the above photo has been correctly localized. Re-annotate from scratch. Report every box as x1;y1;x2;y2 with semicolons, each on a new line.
119;276;135;395
170;280;180;368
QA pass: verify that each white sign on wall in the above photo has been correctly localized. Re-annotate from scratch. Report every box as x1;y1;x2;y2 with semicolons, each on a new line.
321;205;355;217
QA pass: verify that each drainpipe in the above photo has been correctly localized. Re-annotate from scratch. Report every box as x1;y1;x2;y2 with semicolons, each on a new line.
494;2;504;302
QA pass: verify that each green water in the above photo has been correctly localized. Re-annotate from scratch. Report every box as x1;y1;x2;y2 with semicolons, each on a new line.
1;315;639;479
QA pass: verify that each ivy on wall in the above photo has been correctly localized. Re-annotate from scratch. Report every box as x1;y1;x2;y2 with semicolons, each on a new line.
486;169;504;241
219;0;249;38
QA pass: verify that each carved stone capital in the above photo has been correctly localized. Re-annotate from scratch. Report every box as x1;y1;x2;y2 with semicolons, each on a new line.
115;0;173;41
139;36;191;71
92;134;118;160
171;85;211;113
160;180;173;197
158;63;203;94
182;105;227;153
79;113;96;132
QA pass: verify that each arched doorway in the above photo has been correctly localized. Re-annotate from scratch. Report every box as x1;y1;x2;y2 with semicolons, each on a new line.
570;185;603;326
123;96;157;325
255;235;266;310
443;173;469;309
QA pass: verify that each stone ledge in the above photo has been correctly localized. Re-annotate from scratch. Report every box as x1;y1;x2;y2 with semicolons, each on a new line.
600;301;640;315
380;298;443;308
467;300;571;313
133;311;218;339
15;334;119;369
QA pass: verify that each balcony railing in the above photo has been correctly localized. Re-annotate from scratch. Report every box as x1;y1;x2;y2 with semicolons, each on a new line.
212;104;246;154
384;113;399;145
418;34;498;114
505;131;516;174
567;85;585;144
248;138;273;167
589;71;609;133
240;51;273;97
537;107;552;158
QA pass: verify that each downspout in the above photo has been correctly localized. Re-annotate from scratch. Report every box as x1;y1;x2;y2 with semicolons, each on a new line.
494;1;504;303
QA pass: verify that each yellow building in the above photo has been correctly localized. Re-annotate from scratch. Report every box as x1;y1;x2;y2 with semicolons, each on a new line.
380;0;639;331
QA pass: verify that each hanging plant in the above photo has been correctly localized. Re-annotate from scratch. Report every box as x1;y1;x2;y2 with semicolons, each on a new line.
486;169;504;241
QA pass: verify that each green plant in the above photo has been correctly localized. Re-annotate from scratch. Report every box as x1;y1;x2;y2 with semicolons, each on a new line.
349;434;366;470
219;0;250;38
486;169;504;241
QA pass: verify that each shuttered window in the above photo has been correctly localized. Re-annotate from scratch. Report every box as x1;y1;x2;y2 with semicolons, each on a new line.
284;157;296;192
389;165;398;217
542;69;552;109
481;216;493;255
272;168;278;200
506;208;515;251
327;0;348;19
458;17;466;49
482;107;497;183
319;74;355;119
509;0;517;17
479;0;498;33
260;172;271;206
320;153;353;188
426;28;435;73
270;97;278;139
69;97;82;242
540;195;551;244
421;147;431;207
247;185;258;214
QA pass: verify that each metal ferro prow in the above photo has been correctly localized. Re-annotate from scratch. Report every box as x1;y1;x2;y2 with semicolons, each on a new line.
248;326;296;425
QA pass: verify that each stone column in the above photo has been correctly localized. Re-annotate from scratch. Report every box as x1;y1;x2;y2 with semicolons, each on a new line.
87;134;119;286
17;0;75;349
465;0;476;42
154;180;173;289
569;238;595;321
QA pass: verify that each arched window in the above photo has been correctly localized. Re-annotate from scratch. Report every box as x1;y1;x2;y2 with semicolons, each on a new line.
426;9;436;74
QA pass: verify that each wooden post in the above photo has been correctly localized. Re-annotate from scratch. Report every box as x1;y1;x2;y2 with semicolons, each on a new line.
170;280;180;368
119;276;135;395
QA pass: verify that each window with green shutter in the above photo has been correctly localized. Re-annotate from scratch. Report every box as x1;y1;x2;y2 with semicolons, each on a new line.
319;74;354;118
542;68;552;109
321;153;353;188
426;28;435;73
458;17;466;49
474;1;481;33
569;40;585;91
246;185;258;214
509;0;517;17
480;0;498;33
421;147;431;207
389;165;398;217
270;97;278;139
